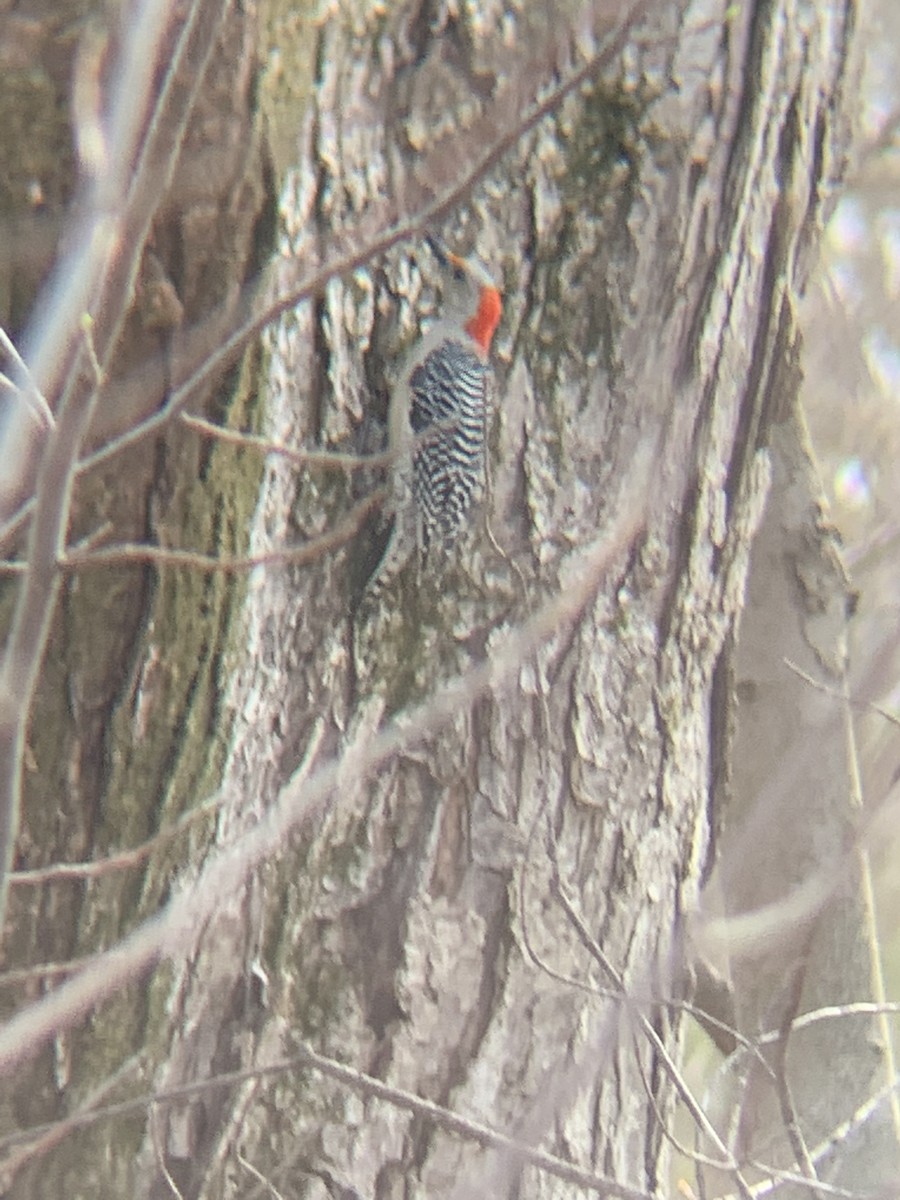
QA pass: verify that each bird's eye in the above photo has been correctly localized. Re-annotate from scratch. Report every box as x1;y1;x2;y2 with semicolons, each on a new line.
453;265;466;282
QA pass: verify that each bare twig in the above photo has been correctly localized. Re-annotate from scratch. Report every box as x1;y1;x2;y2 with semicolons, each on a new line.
784;658;900;732
0;326;55;430
151;1104;185;1200
755;1000;900;1045
0;954;104;989
237;1153;286;1200
181;413;392;471
743;1164;871;1200
60;489;386;574
9;793;221;886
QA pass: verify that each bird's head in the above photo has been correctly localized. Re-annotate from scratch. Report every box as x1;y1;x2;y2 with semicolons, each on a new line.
426;235;502;355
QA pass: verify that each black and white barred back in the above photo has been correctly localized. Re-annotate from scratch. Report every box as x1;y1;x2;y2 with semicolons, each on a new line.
409;336;488;554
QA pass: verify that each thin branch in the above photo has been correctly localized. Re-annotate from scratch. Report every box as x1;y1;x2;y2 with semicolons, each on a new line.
237;1153;286;1200
0;955;104;989
630;1015;737;1176
79;313;105;386
755;1000;900;1045
9;793;221;886
784;658;900;731
60;489;386;574
0;326;55;430
3;486;385;579
151;1104;184;1200
181;413;392;471
744;1163;872;1200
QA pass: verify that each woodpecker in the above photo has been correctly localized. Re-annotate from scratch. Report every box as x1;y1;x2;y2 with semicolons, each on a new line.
365;236;502;594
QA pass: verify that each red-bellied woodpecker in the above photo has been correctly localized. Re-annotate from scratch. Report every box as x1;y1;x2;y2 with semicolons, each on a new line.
365;236;503;594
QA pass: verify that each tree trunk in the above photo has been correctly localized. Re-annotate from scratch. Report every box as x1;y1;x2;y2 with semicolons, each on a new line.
0;1;884;1199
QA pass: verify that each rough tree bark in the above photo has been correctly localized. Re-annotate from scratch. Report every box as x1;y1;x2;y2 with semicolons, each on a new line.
0;1;883;1198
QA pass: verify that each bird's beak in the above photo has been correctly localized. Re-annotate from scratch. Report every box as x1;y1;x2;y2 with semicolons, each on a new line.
425;235;467;274
424;234;448;265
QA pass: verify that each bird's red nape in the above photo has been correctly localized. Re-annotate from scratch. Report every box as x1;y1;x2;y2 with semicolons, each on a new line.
465;286;502;353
